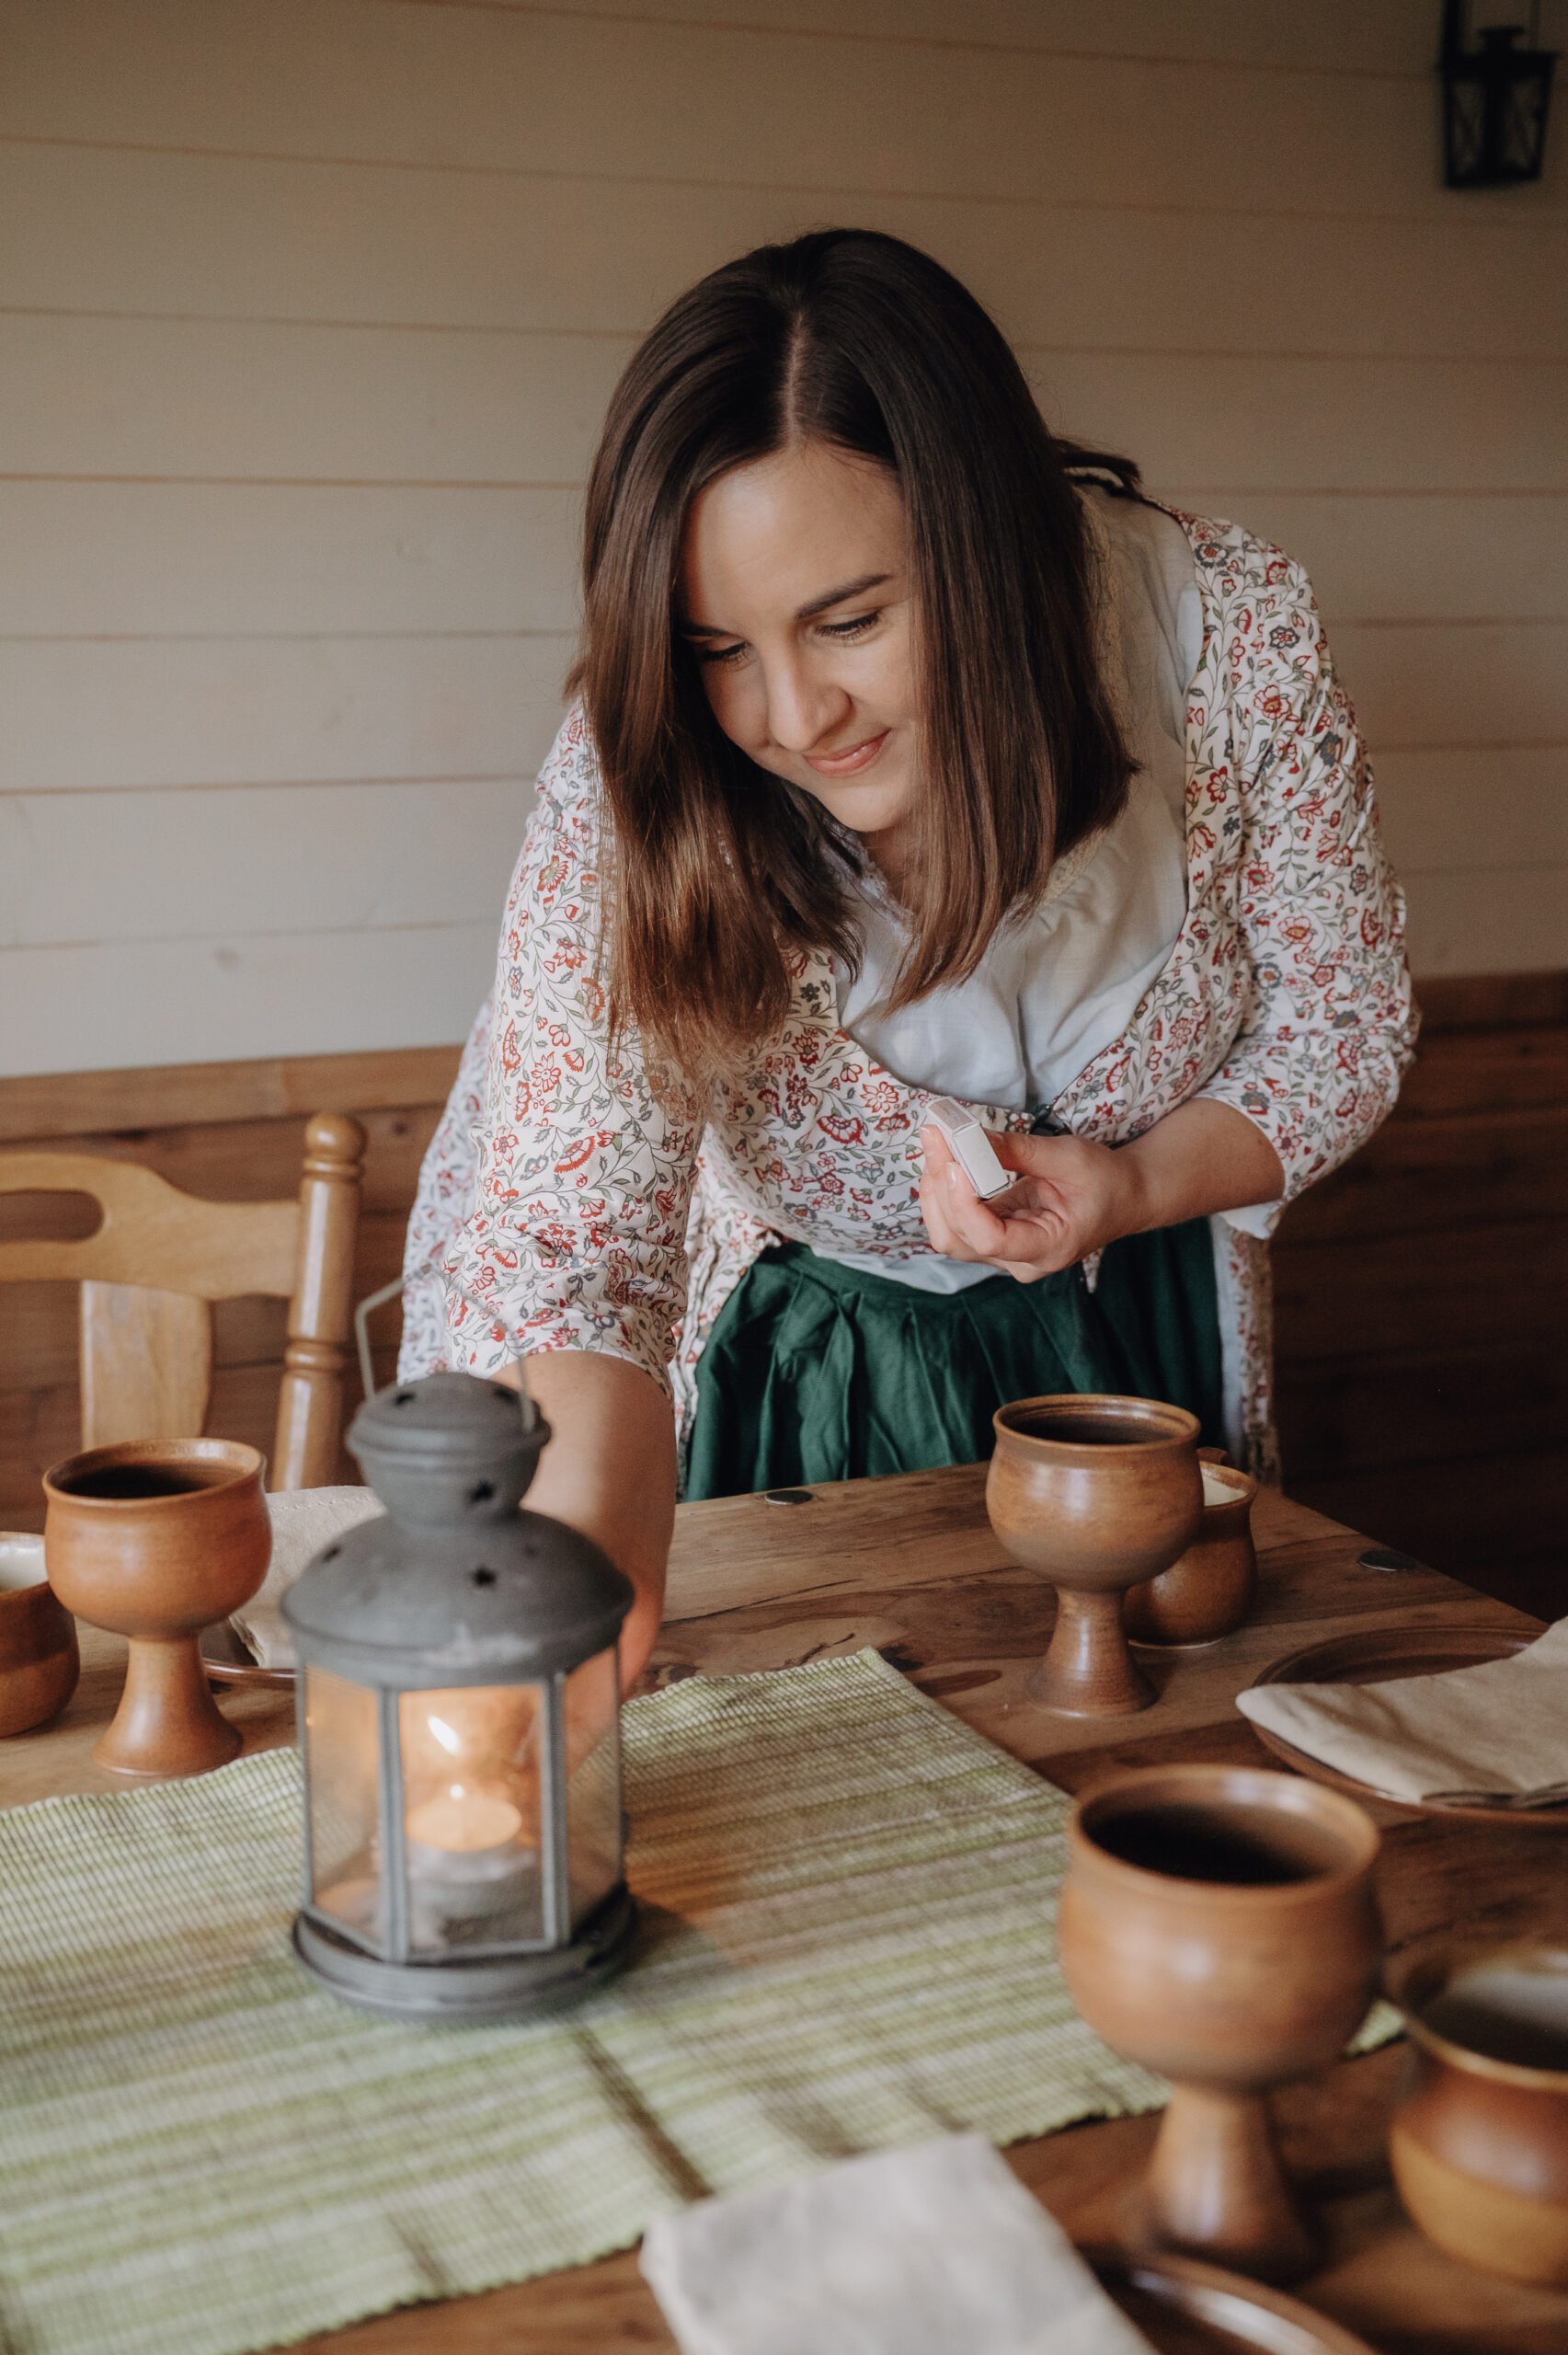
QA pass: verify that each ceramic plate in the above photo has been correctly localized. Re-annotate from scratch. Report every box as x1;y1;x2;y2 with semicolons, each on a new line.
200;1618;294;1692
1089;2248;1379;2354
1247;1623;1568;1830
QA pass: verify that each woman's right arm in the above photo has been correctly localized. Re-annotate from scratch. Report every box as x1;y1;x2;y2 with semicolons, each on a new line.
490;1350;674;1688
440;713;705;1675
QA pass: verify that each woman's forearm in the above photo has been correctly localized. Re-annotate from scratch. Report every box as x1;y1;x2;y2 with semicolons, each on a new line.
491;1350;676;1686
1116;1098;1285;1236
921;1097;1285;1279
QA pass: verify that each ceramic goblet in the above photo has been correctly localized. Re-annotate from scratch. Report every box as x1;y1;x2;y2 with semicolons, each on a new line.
1059;1763;1382;2284
1123;1454;1259;1648
43;1438;270;1777
987;1395;1202;1715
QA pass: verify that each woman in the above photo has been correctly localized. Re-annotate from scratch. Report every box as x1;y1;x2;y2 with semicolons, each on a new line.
401;230;1415;1683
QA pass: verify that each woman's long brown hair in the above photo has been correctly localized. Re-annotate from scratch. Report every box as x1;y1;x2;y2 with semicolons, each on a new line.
572;228;1140;1082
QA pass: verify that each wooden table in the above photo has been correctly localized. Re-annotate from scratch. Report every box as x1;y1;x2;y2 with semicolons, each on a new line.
8;1471;1567;2353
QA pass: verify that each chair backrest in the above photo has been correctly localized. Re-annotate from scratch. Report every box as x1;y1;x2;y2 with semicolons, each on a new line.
0;1112;366;1491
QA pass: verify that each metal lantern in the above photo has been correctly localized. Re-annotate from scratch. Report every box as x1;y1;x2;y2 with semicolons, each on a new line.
1440;2;1557;188
283;1372;636;2023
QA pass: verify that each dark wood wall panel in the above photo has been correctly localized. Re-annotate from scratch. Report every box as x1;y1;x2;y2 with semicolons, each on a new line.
1273;972;1567;1622
2;979;1562;1629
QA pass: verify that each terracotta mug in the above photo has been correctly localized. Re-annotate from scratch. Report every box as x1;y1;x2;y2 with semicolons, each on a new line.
43;1439;270;1778
987;1395;1202;1715
0;1532;80;1736
1388;1941;1568;2288
1124;1454;1259;1648
1059;1763;1383;2284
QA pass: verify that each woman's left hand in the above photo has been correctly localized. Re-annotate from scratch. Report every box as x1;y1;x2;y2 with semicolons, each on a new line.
918;1126;1139;1281
918;1099;1287;1281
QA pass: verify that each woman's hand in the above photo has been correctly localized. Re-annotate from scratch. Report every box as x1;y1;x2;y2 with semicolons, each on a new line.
919;1126;1137;1281
919;1099;1287;1281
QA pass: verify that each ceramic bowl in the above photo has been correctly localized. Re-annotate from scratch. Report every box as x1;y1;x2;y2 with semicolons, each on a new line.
0;1532;80;1736
1124;1457;1259;1648
1389;1940;1568;2287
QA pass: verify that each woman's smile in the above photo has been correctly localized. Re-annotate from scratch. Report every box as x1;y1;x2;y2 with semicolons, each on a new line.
806;729;890;777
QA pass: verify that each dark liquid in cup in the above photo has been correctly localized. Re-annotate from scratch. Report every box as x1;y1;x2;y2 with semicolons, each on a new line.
1093;1803;1342;1886
61;1466;209;1499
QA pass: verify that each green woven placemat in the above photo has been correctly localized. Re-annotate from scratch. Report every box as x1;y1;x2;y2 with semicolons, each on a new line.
0;1649;1394;2355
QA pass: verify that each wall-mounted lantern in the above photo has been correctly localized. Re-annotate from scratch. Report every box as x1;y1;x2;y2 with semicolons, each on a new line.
1440;2;1558;187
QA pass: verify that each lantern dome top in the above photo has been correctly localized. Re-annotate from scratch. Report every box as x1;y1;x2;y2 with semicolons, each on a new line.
349;1370;546;1527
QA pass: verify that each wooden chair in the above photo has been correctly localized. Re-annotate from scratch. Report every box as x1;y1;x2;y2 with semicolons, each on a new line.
0;1113;366;1491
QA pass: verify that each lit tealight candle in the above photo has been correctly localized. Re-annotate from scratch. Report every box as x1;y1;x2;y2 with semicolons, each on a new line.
406;1784;523;1855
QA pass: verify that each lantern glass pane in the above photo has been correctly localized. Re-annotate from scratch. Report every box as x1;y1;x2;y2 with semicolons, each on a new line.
303;1666;383;1950
397;1683;546;1952
565;1646;623;1927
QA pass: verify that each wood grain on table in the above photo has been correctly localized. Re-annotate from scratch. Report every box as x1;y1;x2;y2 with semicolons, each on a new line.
6;1469;1565;2354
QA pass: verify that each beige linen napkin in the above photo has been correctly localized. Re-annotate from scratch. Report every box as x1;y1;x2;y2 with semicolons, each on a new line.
1237;1618;1568;1808
230;1487;383;1669
638;2133;1154;2355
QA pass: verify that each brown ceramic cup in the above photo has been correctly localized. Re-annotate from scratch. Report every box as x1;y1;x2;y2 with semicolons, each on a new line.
0;1532;81;1736
43;1438;269;1778
1059;1763;1383;2284
1388;1941;1568;2288
1123;1456;1259;1648
987;1395;1202;1715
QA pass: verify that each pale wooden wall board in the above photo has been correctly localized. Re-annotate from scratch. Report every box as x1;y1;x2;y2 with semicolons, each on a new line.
6;1;1555;225
8;144;1565;360
1039;358;1568;498
0;781;535;948
371;1;1439;79
8;483;1565;644
0;482;584;638
0;635;570;790
1325;623;1568;751
0;925;497;1077
9;315;1566;492
0;314;629;483
1373;749;1568;874
1401;868;1568;978
1162;493;1568;624
1357;622;1568;749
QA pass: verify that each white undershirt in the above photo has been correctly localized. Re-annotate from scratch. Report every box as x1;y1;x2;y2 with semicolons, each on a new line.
819;490;1202;1292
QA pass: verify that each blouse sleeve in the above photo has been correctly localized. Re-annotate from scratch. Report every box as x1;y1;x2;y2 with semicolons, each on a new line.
439;710;707;1388
1194;549;1418;1235
397;993;493;1381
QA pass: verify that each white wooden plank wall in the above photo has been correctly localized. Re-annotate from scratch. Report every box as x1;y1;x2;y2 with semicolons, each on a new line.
3;0;1564;1075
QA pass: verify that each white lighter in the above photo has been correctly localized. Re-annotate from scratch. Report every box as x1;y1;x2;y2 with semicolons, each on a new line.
924;1097;1013;1201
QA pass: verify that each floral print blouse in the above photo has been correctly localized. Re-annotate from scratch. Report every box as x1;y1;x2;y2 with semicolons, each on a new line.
400;510;1417;1482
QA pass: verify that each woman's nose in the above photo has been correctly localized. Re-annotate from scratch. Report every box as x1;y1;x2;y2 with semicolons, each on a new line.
764;658;851;754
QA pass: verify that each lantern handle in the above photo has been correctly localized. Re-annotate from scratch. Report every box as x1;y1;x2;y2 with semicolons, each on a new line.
353;1275;407;1402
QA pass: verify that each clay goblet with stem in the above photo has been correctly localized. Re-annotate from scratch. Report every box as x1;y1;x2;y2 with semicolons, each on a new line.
1059;1763;1383;2284
987;1395;1202;1715
44;1438;270;1777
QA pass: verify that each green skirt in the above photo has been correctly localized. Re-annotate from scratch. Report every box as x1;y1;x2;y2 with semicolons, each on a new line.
685;1220;1224;1501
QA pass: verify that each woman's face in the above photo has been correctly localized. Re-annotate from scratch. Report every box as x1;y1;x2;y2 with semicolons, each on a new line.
679;441;919;857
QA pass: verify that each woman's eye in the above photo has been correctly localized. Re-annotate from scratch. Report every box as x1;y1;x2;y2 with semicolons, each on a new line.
820;612;880;641
694;640;748;666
